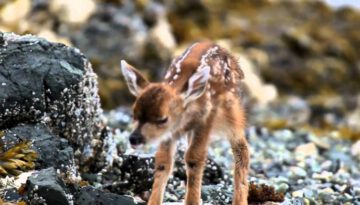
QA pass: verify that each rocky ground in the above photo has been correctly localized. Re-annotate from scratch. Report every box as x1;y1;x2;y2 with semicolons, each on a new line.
0;0;359;205
103;108;360;205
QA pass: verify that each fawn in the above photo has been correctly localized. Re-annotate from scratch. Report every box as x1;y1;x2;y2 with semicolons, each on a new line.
121;41;249;205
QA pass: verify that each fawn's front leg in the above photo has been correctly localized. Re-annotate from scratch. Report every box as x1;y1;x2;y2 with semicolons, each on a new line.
184;128;211;205
229;132;249;205
148;139;176;205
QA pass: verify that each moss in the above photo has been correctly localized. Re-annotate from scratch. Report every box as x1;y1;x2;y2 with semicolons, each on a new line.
0;138;37;176
248;182;285;203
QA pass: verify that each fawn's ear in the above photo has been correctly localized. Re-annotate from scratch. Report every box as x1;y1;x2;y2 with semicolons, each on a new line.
182;66;210;106
120;60;149;96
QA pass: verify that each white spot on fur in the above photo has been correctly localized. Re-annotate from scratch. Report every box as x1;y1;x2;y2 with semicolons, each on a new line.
227;58;232;66
173;74;179;80
175;42;198;73
197;46;219;72
165;71;171;79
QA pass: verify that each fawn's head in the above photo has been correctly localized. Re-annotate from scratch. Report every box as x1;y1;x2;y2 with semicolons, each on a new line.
120;60;210;148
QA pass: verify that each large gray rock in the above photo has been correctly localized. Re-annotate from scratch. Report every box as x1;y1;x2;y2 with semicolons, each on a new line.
75;186;145;205
27;167;72;205
0;32;104;165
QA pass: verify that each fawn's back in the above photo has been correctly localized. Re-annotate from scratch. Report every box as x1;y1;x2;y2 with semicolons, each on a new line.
164;41;244;99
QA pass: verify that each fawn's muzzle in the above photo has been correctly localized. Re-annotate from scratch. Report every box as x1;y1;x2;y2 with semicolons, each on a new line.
129;132;145;145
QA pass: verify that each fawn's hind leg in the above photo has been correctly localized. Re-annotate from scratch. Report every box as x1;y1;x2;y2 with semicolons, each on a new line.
148;139;176;205
184;126;211;205
225;103;249;205
229;133;249;205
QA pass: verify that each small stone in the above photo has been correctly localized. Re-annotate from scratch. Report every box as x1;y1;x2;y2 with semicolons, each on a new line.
292;190;304;198
352;186;360;195
303;189;315;198
305;157;321;173
308;134;331;150
273;129;294;141
295;142;318;160
318;188;335;203
320;160;333;170
50;0;96;24
312;171;333;182
351;140;360;160
289;166;307;179
334;184;348;193
272;176;289;184
0;0;30;25
303;198;311;205
276;183;289;193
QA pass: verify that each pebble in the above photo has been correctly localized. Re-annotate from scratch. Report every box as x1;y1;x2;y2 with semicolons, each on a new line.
292;190;304;198
351;140;360;160
312;171;333;182
295;142;318;160
318;188;335;202
289;167;307;179
275;183;289;193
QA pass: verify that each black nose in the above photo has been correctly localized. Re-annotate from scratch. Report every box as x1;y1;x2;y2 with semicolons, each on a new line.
129;133;145;145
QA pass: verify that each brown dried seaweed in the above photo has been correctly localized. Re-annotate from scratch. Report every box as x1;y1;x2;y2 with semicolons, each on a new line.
248;182;285;203
0;139;37;177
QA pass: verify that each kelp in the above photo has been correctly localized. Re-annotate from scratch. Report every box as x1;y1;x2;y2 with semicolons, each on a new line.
0;132;37;177
0;198;27;205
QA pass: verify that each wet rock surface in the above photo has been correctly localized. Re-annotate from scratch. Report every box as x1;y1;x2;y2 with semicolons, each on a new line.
26;167;71;205
75;186;145;205
0;32;104;166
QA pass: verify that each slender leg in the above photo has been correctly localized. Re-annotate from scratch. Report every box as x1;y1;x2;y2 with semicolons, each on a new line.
229;134;249;205
148;139;176;205
223;101;249;205
184;128;211;205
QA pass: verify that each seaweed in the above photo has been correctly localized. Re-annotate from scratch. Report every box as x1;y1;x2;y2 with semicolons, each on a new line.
0;132;37;176
248;182;285;203
0;198;27;205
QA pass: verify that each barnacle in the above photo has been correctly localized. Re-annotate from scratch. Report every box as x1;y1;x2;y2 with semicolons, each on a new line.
0;138;37;176
248;182;285;203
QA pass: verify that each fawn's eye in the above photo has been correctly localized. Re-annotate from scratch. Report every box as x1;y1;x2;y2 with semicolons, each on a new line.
155;117;168;124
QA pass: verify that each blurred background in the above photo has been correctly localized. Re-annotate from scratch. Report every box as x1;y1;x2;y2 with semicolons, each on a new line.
0;0;359;140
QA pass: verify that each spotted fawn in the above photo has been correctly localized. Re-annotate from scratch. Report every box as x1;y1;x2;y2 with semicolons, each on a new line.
121;41;249;205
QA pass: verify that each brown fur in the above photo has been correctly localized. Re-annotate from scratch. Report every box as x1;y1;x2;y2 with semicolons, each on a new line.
122;41;249;205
